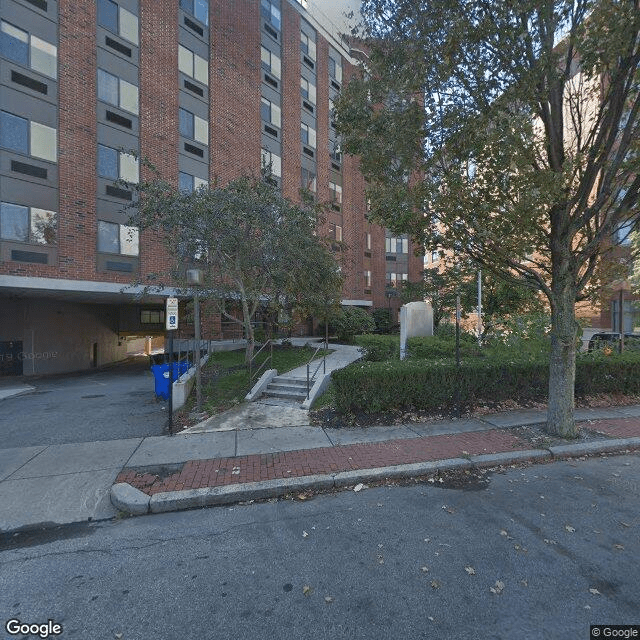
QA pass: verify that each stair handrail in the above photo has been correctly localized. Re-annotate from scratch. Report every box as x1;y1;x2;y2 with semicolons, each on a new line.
249;339;274;390
306;342;328;399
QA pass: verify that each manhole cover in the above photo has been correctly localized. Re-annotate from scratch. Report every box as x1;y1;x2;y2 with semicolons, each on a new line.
81;394;106;399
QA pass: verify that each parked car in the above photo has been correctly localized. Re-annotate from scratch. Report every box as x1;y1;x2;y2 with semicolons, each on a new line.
587;332;640;352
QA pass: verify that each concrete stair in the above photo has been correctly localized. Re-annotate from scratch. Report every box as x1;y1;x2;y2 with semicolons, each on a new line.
262;376;309;402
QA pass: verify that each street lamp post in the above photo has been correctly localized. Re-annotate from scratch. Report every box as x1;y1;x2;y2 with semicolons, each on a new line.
187;268;203;412
616;280;632;354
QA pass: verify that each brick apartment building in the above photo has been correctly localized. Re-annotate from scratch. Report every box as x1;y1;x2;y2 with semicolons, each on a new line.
0;0;423;376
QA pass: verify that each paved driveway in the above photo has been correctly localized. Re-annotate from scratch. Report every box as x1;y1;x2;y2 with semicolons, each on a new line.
0;358;168;448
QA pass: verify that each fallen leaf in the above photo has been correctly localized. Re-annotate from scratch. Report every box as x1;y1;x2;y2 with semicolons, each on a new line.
613;544;624;550
427;478;435;483
584;605;591;610
297;493;309;501
620;522;631;528
115;635;123;640
589;588;600;595
231;466;240;475
377;555;384;564
302;531;309;538
520;579;528;587
430;580;440;589
303;585;312;596
421;566;429;573
565;525;576;533
324;596;334;603
464;566;476;575
428;616;434;621
353;483;365;492
500;530;508;537
490;580;505;595
544;539;557;545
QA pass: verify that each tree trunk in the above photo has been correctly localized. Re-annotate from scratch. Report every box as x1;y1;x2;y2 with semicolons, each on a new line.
241;295;254;365
546;289;578;438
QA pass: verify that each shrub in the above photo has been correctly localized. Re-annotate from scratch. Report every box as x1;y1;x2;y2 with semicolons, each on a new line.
407;336;483;359
484;313;551;359
372;308;396;334
355;334;400;361
434;322;477;342
332;352;640;415
331;307;376;343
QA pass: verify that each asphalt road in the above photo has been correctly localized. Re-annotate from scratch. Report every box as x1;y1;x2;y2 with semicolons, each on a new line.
0;358;168;447
0;454;638;639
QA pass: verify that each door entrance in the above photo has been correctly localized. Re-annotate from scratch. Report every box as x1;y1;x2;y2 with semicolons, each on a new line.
0;341;24;376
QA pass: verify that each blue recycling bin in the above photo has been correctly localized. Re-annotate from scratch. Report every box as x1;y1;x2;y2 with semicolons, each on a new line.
151;361;191;400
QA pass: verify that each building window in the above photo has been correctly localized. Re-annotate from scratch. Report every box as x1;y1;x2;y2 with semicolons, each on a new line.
98;220;139;255
300;32;316;61
178;45;208;85
261;46;281;79
141;309;165;324
328;55;342;84
261;97;281;128
300;77;316;104
365;232;371;250
261;148;282;178
330;141;342;164
0;202;56;244
261;0;281;31
431;250;439;262
179;0;208;26
386;236;409;254
329;181;342;204
0;110;57;163
301;167;316;193
301;123;316;149
364;270;371;288
179;108;208;145
0;21;57;79
97;0;139;45
386;272;408;286
179;172;208;193
98;68;139;115
98;144;139;183
612;299;640;333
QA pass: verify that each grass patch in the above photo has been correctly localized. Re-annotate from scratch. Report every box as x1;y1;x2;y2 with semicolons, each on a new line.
310;380;336;410
181;345;332;418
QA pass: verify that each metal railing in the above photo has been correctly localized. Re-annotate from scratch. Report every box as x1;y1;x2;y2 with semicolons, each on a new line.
306;342;328;399
149;339;212;379
248;339;274;390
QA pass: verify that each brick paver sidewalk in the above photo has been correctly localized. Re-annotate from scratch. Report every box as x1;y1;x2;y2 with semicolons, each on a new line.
118;429;535;495
116;417;640;497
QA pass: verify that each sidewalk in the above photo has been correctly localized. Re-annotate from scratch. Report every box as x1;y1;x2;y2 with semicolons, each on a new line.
2;403;640;532
111;406;640;517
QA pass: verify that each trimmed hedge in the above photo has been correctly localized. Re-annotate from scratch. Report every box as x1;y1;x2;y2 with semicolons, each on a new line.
355;334;400;361
354;334;482;361
333;353;640;414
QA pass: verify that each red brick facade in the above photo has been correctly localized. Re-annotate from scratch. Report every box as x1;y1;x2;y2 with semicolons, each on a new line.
1;0;426;350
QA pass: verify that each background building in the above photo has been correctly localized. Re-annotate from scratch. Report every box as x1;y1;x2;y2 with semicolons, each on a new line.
0;0;422;376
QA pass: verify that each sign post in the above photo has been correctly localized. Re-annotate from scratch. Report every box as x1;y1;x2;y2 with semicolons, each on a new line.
165;297;179;435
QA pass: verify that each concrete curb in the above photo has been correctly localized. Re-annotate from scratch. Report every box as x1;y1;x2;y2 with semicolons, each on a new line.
0;386;36;402
110;439;640;517
549;437;640;457
111;482;150;515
